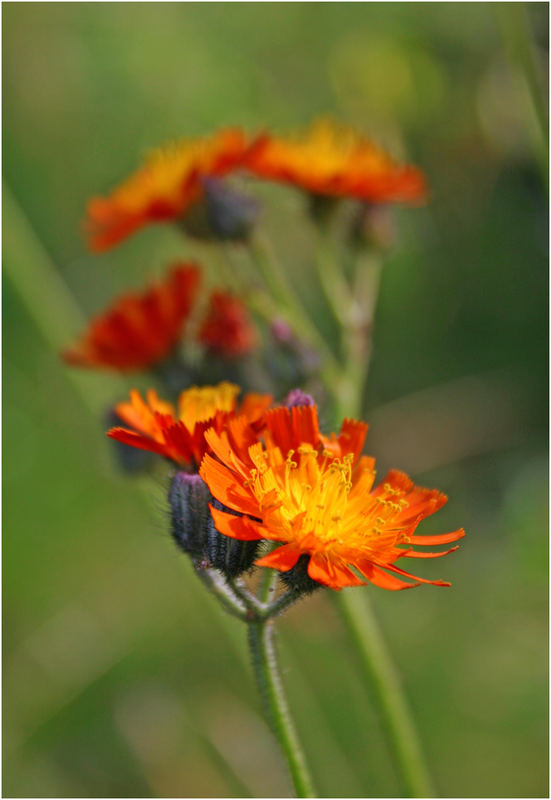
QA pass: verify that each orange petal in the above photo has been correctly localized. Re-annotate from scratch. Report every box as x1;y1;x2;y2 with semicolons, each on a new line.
107;427;171;460
306;553;363;590
410;528;465;546
255;544;302;571
239;392;273;422
265;405;320;453
200;454;260;516
366;565;420;591
209;505;264;541
336;418;368;462
398;545;460;559
382;560;451;587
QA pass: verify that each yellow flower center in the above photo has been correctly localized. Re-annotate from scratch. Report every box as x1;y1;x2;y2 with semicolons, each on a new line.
178;382;240;431
245;444;412;558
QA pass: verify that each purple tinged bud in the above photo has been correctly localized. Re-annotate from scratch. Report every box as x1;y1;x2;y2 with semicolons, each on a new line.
270;318;293;344
181;177;260;242
203;177;260;241
284;388;314;408
168;472;259;578
169;473;211;560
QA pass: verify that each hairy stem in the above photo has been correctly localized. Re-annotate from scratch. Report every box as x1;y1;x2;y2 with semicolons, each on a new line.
248;620;315;798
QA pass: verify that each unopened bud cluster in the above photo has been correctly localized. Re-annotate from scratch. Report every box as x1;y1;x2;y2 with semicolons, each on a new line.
169;472;259;579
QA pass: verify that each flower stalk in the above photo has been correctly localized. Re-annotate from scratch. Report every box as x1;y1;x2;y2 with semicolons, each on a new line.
247;232;340;383
334;589;434;797
317;231;434;796
247;619;316;798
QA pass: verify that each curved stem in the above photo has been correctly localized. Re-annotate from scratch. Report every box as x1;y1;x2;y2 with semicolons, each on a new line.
229;577;266;615
194;567;247;621
338;248;382;421
248;620;316;798
261;590;298;620
334;590;434;797
315;224;354;330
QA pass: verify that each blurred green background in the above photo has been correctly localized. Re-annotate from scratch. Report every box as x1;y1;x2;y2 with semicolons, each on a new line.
3;2;548;797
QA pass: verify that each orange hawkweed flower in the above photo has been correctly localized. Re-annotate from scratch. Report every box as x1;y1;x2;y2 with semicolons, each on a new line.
246;119;427;204
108;382;272;469
62;264;200;371
200;405;464;591
85;129;252;251
198;291;257;357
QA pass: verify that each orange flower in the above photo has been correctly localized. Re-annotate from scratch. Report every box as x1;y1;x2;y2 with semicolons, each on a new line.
246;119;427;204
198;291;257;357
62;264;200;371
85;129;252;251
200;405;464;591
108;382;272;469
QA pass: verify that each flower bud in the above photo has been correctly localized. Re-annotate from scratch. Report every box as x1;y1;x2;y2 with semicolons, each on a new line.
284;388;314;408
270;318;293;344
169;472;259;578
182;178;260;242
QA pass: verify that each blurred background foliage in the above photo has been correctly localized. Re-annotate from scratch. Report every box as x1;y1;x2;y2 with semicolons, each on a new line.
3;2;548;797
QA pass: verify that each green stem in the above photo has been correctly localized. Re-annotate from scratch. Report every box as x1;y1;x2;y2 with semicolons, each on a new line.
247;620;316;798
497;3;548;185
321;229;433;796
257;567;277;605
334;590;434;797
327;240;382;424
2;181;129;413
315;224;353;330
229;577;266;615
194;567;247;621
256;541;279;605
261;590;298;619
247;233;340;383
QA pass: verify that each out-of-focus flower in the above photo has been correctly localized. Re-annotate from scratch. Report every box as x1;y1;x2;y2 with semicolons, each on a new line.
62;264;200;371
246;119;427;204
85;129;253;251
198;291;257;357
200;404;464;591
108;382;272;469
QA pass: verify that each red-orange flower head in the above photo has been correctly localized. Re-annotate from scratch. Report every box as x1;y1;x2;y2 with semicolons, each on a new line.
198;291;257;357
108;382;272;470
85;129;253;251
246;119;427;204
62;263;200;371
200;404;464;591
